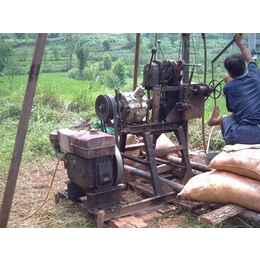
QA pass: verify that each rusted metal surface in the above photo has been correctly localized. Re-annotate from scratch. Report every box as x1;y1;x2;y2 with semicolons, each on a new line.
151;88;161;123
166;154;211;173
119;121;194;190
57;128;115;159
143;132;164;195
0;33;47;228
102;191;177;222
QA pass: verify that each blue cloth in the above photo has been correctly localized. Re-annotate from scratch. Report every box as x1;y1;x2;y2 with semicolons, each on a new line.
223;62;260;125
222;62;260;144
222;116;260;144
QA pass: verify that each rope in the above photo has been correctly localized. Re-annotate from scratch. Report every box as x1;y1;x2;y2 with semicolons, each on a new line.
9;153;66;226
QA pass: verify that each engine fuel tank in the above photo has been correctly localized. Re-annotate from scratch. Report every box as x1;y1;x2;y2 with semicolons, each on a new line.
57;128;115;159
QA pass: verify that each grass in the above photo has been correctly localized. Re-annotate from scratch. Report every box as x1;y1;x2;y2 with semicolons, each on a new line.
0;73;92;175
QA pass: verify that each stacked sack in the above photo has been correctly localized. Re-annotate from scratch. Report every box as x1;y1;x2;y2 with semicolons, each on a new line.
178;145;260;212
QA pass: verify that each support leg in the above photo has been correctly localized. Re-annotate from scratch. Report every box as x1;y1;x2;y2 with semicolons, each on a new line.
119;132;127;152
175;127;194;184
143;132;164;195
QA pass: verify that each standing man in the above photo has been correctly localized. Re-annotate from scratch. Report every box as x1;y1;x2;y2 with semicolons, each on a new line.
208;33;260;145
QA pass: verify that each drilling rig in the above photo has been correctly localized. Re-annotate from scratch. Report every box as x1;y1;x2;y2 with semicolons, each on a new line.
50;33;215;219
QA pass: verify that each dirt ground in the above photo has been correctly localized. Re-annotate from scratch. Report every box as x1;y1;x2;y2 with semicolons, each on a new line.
0;153;259;228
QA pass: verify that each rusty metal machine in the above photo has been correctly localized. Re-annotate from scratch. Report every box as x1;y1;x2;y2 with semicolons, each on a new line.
50;33;214;218
95;36;212;196
49;128;124;212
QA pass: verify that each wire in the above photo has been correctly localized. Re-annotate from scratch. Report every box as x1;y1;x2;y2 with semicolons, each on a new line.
191;34;200;82
9;153;66;226
178;34;182;62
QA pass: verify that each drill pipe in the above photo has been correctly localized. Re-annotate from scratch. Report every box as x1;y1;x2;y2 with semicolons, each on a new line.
124;164;184;193
165;154;211;173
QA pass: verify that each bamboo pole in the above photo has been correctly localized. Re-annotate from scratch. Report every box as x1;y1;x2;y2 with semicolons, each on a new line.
0;33;47;228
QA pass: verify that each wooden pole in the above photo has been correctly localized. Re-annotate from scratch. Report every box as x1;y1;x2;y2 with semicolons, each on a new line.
0;33;47;228
133;33;140;91
96;210;105;228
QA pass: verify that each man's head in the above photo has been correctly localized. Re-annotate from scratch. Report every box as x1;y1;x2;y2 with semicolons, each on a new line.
224;54;246;78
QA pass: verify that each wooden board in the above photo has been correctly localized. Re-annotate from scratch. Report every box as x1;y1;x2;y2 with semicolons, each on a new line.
109;204;177;228
110;215;148;228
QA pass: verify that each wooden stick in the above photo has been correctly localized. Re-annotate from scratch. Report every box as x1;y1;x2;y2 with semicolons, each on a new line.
96;210;105;228
0;34;47;228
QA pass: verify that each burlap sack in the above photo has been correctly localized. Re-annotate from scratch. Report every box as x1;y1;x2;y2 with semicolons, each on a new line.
123;134;141;166
209;148;260;181
155;133;181;157
178;170;260;212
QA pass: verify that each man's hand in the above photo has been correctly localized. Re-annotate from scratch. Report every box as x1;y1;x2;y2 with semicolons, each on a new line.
235;33;243;45
224;74;233;83
235;33;254;64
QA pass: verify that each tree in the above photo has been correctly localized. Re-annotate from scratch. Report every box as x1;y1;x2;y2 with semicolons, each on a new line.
51;46;60;61
18;48;29;62
64;34;75;70
113;59;125;86
0;43;12;72
104;71;120;89
103;39;111;51
75;41;89;80
103;52;112;70
124;33;136;49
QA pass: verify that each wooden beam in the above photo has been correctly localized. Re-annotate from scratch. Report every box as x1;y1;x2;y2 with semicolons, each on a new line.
198;204;245;226
96;210;105;228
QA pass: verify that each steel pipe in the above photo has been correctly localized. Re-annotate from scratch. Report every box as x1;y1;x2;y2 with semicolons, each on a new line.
165;154;211;173
133;33;140;91
124;164;184;193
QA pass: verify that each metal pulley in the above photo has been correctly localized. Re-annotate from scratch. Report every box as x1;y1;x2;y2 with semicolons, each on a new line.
95;94;115;121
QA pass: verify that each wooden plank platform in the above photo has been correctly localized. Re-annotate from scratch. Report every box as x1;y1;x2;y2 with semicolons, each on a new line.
109;204;177;228
108;201;248;228
108;179;209;228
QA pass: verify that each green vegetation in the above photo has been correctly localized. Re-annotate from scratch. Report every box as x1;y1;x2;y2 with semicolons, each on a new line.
0;33;259;178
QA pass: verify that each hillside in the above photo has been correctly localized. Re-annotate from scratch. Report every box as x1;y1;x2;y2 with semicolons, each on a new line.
1;33;253;76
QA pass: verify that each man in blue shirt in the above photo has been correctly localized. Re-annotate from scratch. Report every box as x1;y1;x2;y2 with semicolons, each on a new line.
208;33;260;144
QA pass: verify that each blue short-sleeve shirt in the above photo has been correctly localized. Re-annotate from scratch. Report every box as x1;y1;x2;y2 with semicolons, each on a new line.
223;62;260;125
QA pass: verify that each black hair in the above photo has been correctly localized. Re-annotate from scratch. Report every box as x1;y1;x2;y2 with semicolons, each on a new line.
224;54;246;78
